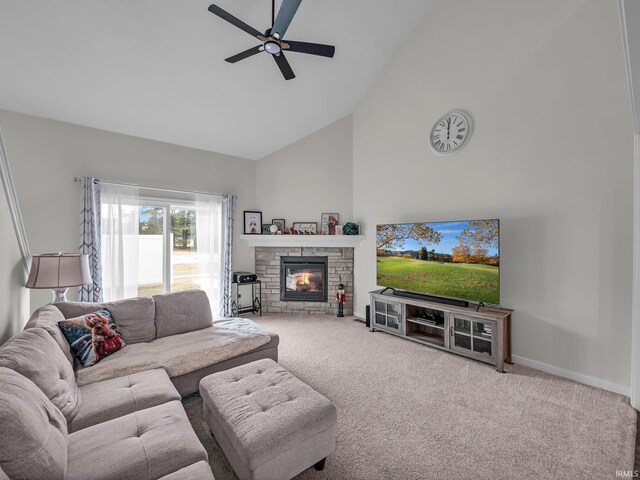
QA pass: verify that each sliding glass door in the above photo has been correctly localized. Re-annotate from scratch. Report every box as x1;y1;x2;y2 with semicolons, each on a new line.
138;206;165;296
137;203;213;296
169;206;200;293
102;188;222;311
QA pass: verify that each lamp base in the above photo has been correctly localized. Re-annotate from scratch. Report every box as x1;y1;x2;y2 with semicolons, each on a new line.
50;288;69;303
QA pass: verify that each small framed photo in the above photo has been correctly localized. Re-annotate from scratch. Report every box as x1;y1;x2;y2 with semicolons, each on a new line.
335;225;343;235
321;213;339;235
244;211;262;234
261;223;272;234
272;219;285;231
292;222;318;234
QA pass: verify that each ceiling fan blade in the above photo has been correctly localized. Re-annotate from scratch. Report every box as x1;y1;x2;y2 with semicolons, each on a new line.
284;40;335;58
271;0;302;38
225;45;264;63
208;4;263;39
273;52;295;80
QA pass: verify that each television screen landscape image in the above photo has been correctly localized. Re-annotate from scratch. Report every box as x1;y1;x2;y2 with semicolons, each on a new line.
376;219;500;304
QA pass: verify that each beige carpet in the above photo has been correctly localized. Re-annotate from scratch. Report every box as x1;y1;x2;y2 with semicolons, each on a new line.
184;314;636;480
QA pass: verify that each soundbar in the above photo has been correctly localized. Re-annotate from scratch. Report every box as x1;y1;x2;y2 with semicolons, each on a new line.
391;289;469;308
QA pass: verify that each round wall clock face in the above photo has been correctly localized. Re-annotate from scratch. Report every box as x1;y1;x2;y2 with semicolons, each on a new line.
429;110;473;156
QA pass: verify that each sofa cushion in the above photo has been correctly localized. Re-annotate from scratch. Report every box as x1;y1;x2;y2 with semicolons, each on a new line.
70;368;181;432
0;367;68;480
0;328;80;422
157;461;215;480
153;290;213;338
59;309;126;367
67;400;208;480
23;304;74;365
55;296;156;344
75;341;160;386
154;319;272;377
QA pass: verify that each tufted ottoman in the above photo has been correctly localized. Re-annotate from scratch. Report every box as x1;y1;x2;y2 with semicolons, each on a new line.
200;358;337;480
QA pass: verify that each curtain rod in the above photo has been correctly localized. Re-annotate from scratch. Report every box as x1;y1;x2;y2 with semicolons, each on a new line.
73;177;224;198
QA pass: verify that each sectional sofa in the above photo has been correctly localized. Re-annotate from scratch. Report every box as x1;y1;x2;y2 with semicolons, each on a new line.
0;289;279;480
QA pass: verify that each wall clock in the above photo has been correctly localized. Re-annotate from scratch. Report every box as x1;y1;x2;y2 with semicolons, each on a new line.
429;110;473;156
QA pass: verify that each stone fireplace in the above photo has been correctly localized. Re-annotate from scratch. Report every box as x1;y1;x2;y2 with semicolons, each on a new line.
255;247;353;315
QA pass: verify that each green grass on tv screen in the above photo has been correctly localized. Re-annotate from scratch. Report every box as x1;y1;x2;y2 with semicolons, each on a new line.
376;256;499;304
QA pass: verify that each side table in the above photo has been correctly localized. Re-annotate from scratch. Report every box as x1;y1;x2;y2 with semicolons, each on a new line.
231;280;262;316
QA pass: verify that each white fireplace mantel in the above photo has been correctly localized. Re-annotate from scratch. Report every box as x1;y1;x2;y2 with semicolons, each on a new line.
240;234;366;248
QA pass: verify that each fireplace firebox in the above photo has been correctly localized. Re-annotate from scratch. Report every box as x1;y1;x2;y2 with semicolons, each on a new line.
280;256;328;302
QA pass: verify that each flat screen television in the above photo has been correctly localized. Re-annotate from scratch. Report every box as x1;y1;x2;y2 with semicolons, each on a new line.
376;219;500;305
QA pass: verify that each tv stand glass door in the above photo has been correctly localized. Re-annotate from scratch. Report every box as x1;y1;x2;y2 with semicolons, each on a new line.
373;299;403;335
450;314;496;362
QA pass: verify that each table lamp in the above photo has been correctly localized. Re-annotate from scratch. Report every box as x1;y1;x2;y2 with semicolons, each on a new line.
25;253;92;303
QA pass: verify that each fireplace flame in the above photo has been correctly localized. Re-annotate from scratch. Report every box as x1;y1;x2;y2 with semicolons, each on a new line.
297;272;311;286
286;269;320;293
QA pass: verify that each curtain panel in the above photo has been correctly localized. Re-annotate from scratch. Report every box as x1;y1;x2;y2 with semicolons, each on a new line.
79;177;103;302
220;194;236;316
101;183;140;302
195;194;223;314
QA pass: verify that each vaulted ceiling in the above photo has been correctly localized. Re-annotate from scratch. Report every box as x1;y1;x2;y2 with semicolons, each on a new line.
0;0;433;160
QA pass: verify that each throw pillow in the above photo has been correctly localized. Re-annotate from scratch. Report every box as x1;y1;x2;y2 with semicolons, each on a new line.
58;309;126;367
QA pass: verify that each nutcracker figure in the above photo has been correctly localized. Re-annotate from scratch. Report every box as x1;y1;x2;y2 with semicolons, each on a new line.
336;283;346;317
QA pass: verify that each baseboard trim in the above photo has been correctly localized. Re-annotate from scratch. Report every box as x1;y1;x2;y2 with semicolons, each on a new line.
354;311;365;320
511;355;630;397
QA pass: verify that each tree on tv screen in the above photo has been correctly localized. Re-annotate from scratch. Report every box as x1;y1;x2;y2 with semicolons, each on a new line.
457;219;499;250
376;224;442;251
454;220;499;265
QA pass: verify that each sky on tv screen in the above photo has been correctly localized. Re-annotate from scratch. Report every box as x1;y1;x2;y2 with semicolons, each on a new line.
386;221;499;256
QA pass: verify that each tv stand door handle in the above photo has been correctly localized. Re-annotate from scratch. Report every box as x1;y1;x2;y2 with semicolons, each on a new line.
450;326;454;337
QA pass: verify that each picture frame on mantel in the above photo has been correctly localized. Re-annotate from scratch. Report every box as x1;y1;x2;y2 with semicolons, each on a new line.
321;213;339;235
292;222;318;234
243;211;262;234
272;219;285;231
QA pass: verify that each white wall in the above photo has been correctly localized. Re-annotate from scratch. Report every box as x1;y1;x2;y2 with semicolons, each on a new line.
353;0;634;391
0;167;29;344
0;109;257;310
256;115;353;229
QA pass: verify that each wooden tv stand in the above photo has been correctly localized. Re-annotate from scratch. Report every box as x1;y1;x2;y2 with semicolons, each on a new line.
369;289;512;372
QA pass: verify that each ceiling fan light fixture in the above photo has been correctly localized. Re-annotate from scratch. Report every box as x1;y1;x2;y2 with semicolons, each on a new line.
208;1;335;80
264;41;281;55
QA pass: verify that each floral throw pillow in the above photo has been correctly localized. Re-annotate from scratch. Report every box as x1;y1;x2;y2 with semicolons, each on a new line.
58;309;126;367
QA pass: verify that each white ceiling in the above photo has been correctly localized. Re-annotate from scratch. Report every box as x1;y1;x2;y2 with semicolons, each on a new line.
0;0;433;160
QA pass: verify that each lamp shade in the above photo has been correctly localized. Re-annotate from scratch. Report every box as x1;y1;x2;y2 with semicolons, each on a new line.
25;253;92;289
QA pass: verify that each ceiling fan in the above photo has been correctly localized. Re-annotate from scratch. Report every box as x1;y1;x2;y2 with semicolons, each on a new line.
208;0;335;80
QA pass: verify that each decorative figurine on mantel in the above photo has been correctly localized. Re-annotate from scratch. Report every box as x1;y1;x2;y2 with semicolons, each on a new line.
336;283;346;317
